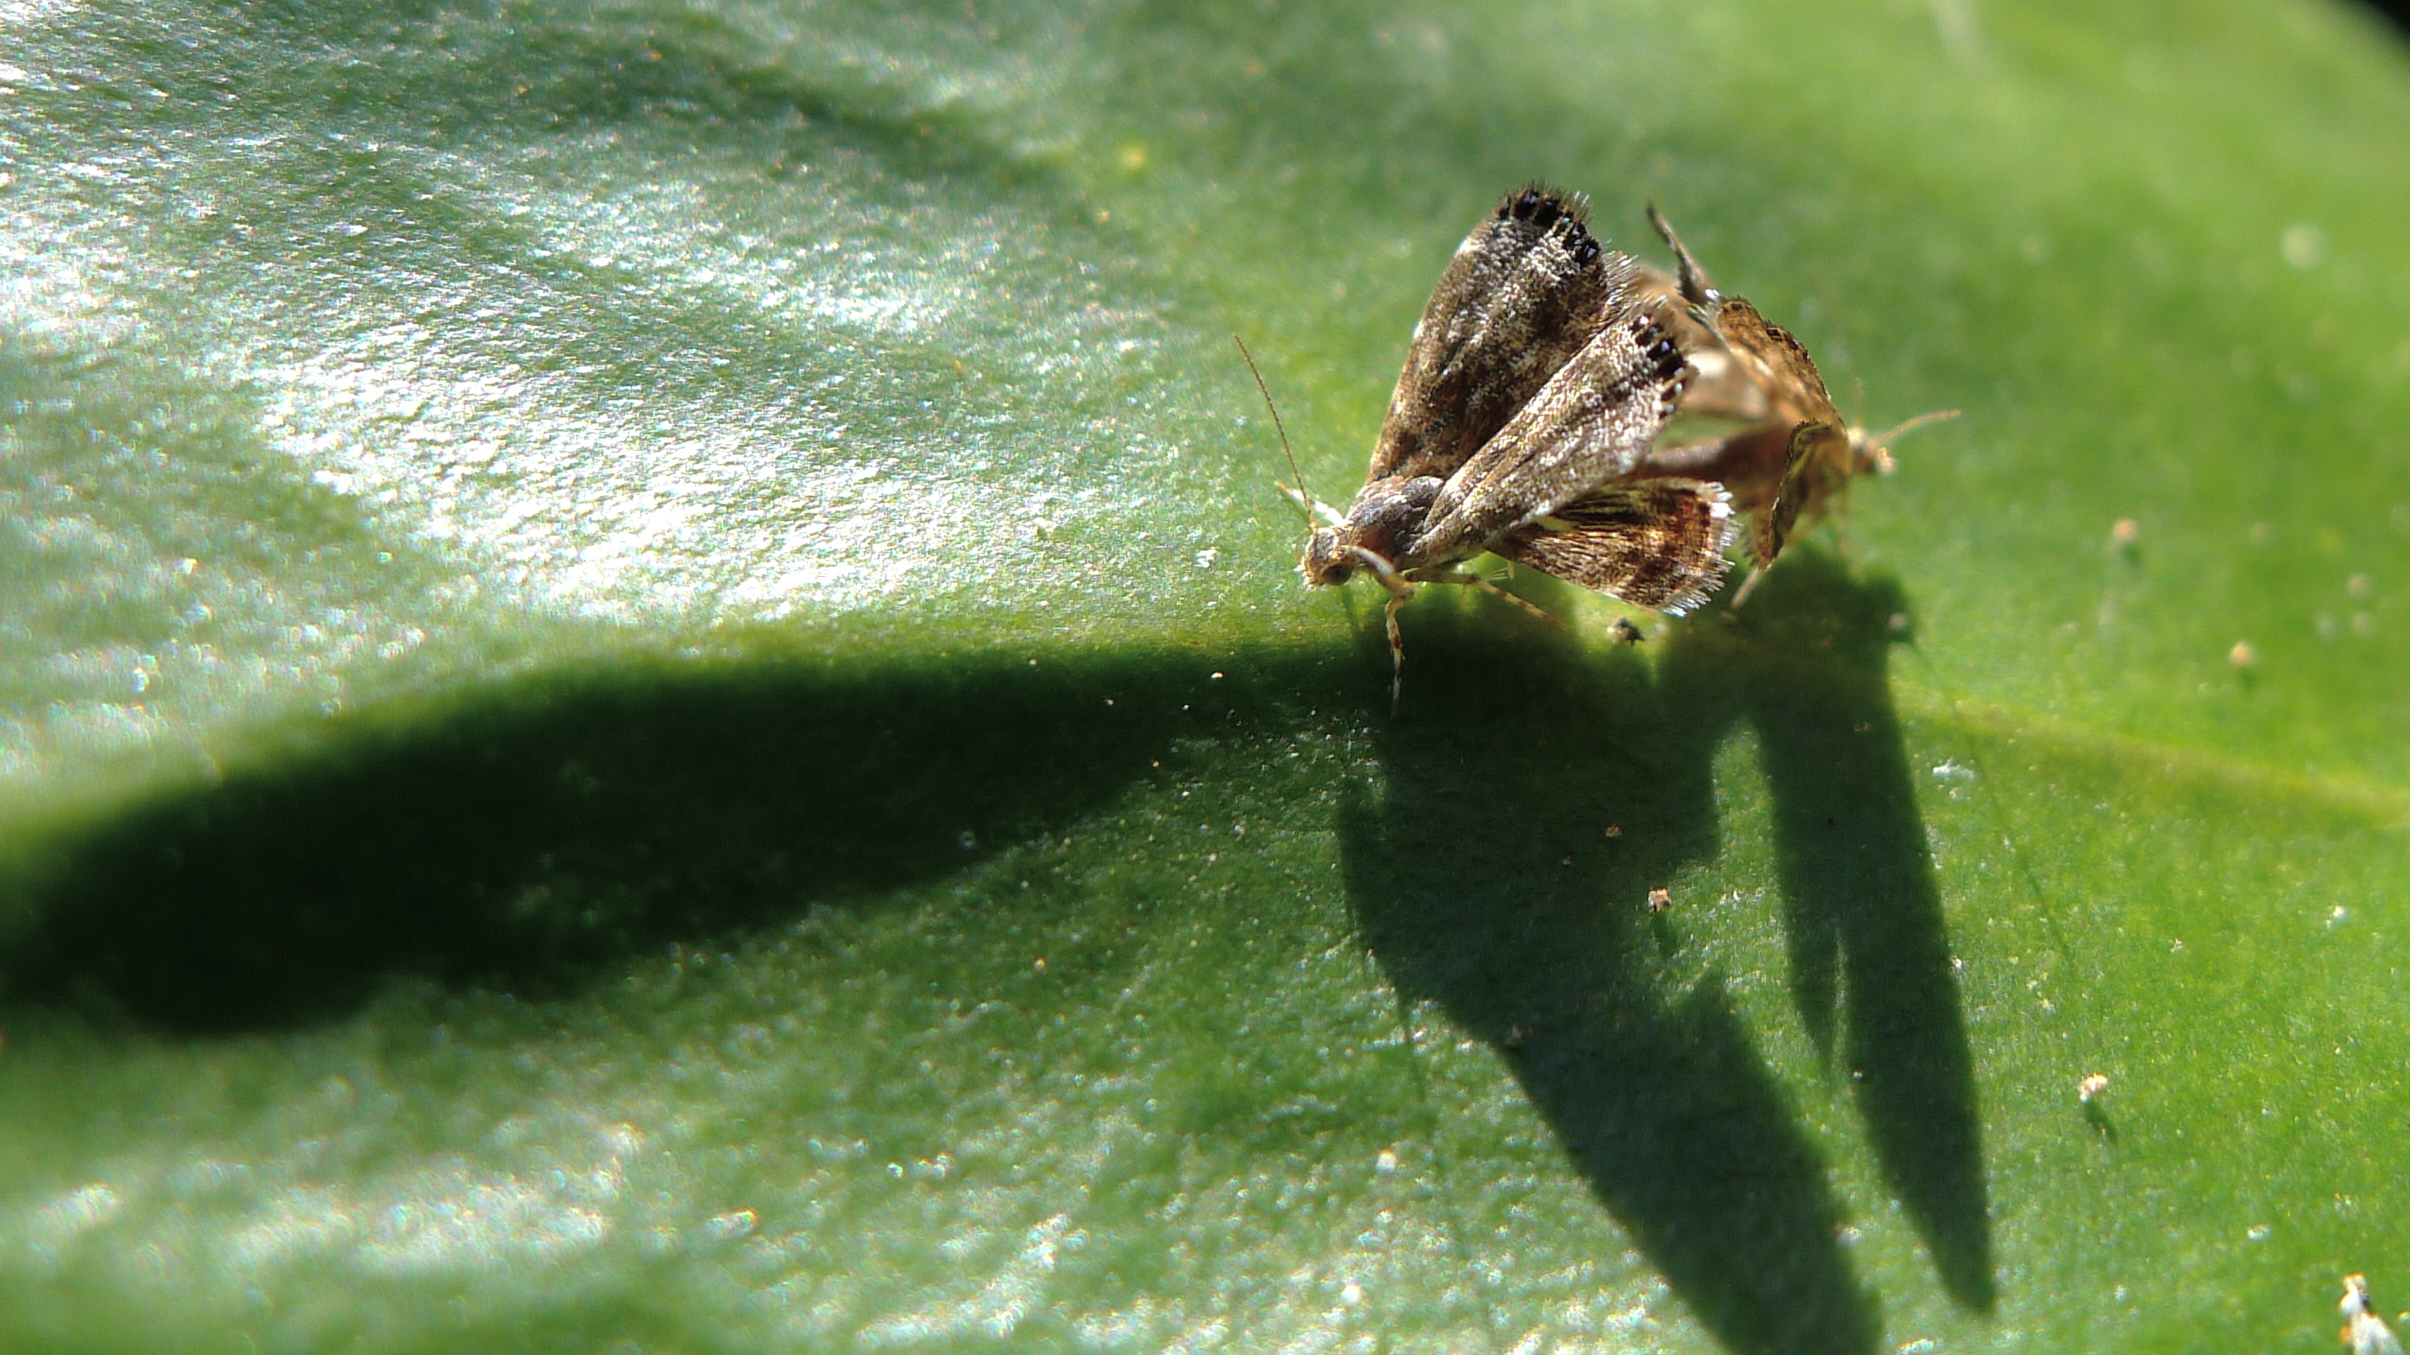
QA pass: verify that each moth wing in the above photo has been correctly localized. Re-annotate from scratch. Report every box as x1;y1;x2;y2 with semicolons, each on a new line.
1712;298;1843;427
1368;185;1635;485
1634;264;1769;424
1497;479;1739;614
1401;307;1689;565
1644;203;1722;312
1640;209;1833;427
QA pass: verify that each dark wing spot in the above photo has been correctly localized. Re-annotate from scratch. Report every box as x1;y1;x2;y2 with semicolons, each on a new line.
1628;313;1690;415
1634;316;1685;378
1501;183;1590;225
1496;183;1607;271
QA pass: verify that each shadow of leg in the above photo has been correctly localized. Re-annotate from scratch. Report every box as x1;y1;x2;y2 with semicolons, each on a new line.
1697;552;1995;1314
1344;601;1880;1355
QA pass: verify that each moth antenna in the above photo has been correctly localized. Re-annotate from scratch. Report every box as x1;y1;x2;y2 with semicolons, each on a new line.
1868;407;1961;448
1644;203;1721;309
1233;334;1315;531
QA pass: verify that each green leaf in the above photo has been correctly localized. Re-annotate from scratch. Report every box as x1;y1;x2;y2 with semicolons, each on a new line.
4;0;2409;1350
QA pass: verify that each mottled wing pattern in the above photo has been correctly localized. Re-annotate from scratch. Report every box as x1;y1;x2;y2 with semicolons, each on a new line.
1701;299;1849;565
1633;264;1768;424
1368;186;1633;485
1712;298;1841;427
1402;307;1689;565
1498;479;1739;614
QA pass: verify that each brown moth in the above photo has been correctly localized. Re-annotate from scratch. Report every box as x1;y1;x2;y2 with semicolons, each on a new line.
1280;185;1738;709
1636;206;1955;585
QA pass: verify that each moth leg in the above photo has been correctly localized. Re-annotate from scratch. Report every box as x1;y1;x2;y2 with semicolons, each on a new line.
1348;546;1417;601
1447;571;1570;631
1384;592;1407;716
1354;554;1417;715
1729;562;1770;609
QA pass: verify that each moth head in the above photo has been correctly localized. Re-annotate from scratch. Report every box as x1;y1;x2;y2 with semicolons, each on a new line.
1841;427;1897;479
1299;477;1442;588
1294;484;1381;587
1299;525;1359;586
